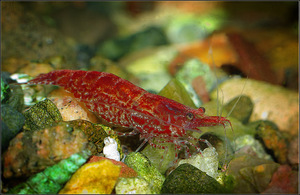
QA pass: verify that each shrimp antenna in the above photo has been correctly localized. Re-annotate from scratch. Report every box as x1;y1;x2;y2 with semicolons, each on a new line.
208;38;220;117
219;87;225;118
225;76;248;157
226;75;248;118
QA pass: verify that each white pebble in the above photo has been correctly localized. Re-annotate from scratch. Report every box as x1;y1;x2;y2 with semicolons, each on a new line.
103;137;120;161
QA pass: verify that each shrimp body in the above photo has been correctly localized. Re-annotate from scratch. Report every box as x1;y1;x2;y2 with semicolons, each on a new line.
28;70;231;156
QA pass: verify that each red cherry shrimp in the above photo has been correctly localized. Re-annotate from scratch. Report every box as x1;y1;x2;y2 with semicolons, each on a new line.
26;69;233;164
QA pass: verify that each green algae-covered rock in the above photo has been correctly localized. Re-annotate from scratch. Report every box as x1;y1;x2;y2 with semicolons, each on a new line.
23;98;63;131
124;152;165;194
161;163;225;194
223;95;254;124
8;149;91;194
1;104;25;152
1;104;25;135
115;177;155;194
68;120;108;155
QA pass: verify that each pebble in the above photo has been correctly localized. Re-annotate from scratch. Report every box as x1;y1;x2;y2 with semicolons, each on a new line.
287;137;299;167
141;141;176;174
59;159;121;194
211;77;299;136
178;147;219;179
223;95;254;124
3;122;88;178
86;156;138;178
263;165;298;194
115;177;154;194
23;98;62;131
7;150;91;194
103;137;121;161
256;123;288;164
198;132;235;168
17;62;54;77
175;58;216;107
48;88;100;123
161;163;225;194
1;104;25;152
124;152;165;194
226;155;280;193
67;120;108;155
234;134;273;161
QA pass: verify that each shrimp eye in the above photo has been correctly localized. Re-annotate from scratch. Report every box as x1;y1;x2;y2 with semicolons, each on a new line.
199;107;206;113
186;112;194;120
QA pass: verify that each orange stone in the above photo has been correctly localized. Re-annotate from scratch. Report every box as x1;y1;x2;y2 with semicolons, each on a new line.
87;156;138;178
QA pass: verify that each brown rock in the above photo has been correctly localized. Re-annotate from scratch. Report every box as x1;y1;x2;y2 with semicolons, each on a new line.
256;124;288;164
287;137;299;166
3;122;89;178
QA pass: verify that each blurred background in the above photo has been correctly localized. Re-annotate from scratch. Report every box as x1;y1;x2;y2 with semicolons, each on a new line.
1;1;298;90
